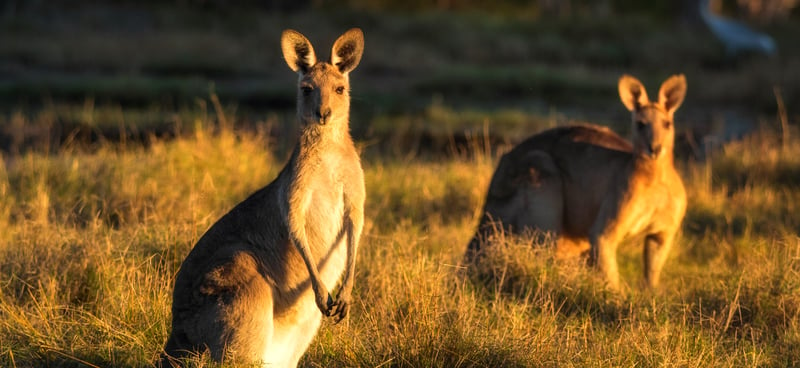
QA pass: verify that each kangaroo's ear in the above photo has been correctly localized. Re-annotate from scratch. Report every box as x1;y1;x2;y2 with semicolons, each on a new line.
618;75;649;112
281;29;316;74
331;28;364;75
658;74;687;115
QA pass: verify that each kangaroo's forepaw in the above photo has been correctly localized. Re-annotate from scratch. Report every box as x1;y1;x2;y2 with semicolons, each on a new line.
316;292;335;316
328;296;350;323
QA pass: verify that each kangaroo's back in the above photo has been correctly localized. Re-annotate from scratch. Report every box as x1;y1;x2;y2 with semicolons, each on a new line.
162;28;365;367
547;128;634;238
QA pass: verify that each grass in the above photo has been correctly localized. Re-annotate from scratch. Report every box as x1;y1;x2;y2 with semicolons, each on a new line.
2;4;798;176
4;16;796;165
0;98;798;367
3;4;800;117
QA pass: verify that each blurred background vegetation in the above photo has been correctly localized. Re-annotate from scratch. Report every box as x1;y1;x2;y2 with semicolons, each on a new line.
0;0;797;156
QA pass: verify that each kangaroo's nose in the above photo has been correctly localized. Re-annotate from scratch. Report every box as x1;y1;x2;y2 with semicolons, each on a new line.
317;108;332;123
650;144;662;157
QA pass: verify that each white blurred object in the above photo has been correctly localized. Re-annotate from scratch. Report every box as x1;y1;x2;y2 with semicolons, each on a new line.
700;0;778;56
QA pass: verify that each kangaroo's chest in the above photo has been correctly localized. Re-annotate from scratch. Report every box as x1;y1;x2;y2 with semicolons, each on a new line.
290;142;361;247
303;161;346;242
625;170;685;234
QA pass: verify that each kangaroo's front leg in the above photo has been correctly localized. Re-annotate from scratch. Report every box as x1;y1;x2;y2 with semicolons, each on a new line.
287;189;335;316
590;196;634;291
329;193;364;322
590;233;621;290
643;231;675;288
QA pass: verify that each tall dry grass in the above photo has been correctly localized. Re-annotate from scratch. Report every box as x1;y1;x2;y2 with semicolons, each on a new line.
0;103;798;367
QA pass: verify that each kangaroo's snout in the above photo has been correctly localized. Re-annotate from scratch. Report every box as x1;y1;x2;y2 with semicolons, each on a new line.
649;144;662;158
318;108;332;123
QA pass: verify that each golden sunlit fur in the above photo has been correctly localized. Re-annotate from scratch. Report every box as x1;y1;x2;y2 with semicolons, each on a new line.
161;28;365;367
469;75;688;290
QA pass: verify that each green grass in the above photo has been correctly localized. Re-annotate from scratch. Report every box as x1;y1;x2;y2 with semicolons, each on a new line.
0;99;798;367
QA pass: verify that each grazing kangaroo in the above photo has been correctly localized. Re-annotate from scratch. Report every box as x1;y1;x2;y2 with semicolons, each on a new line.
161;28;365;367
467;75;687;290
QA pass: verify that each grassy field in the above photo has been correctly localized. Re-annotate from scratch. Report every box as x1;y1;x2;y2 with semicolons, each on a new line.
0;100;798;367
1;2;799;367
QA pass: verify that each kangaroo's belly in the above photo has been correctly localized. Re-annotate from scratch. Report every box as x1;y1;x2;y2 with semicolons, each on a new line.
305;183;348;289
561;177;615;237
265;291;324;366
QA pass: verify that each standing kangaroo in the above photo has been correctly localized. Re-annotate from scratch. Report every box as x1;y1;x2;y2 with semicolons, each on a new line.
467;75;687;290
161;28;365;367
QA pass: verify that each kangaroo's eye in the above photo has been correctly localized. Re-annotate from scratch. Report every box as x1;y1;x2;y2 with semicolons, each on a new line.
335;86;345;95
301;86;313;96
664;121;672;129
636;121;646;130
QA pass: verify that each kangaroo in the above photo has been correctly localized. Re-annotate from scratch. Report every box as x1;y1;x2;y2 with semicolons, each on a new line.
160;28;365;367
467;75;687;290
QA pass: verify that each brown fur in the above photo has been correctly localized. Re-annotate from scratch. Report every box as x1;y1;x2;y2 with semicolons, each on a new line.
161;28;365;367
468;75;688;290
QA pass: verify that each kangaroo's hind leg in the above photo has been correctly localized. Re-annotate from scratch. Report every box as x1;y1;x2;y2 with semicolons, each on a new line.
506;150;564;244
468;149;563;262
189;249;275;365
556;237;591;260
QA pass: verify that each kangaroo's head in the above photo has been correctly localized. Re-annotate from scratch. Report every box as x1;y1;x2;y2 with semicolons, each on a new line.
618;74;687;160
281;28;364;129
